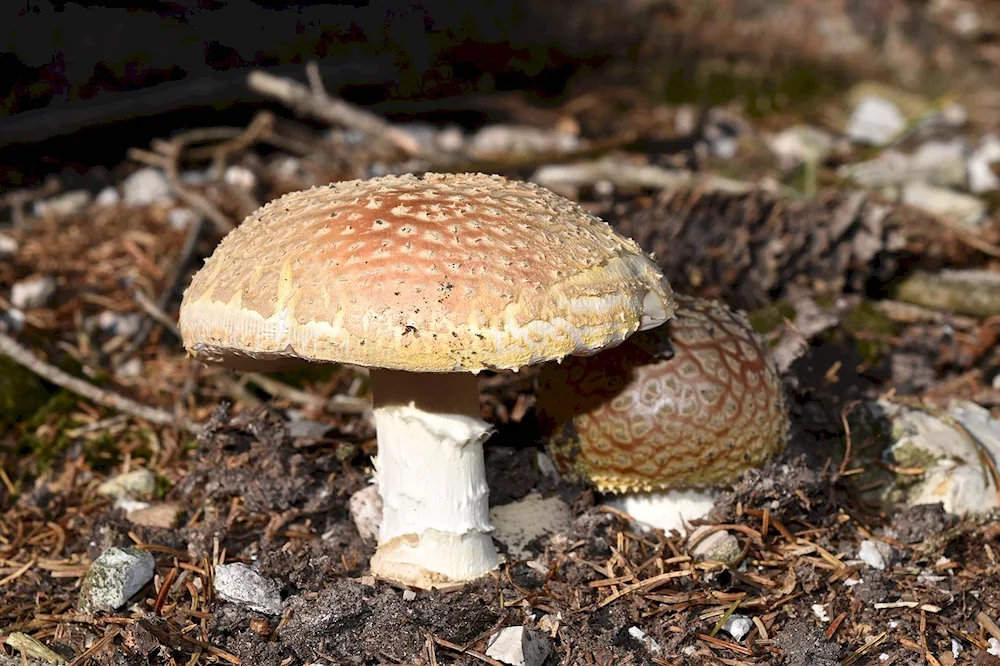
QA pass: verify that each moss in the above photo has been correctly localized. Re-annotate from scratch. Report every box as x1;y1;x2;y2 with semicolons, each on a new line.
747;300;796;335
0;357;51;436
645;60;847;117
889;440;939;474
842;301;897;366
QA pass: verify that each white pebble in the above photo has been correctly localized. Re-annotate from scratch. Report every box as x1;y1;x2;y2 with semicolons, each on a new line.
627;626;661;654
348;483;383;543
123;168;171;206
11;275;56;309
858;539;894;570
485;626;552;666
722;614;753;642
0;234;19;258
223;165;256;190
846;96;906;146
95;186;121;207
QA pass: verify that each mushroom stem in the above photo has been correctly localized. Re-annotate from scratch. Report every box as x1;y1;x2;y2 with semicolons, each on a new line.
367;369;499;588
604;489;720;533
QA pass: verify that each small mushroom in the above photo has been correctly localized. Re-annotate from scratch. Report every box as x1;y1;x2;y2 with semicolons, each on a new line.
537;295;788;531
179;172;673;588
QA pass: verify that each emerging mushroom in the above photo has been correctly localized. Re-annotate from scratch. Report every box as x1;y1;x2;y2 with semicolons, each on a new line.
179;172;673;588
536;295;788;532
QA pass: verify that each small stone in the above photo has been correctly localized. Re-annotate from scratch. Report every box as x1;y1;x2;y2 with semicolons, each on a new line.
115;358;143;380
858;539;894;570
348;483;383;543
989;637;1000;657
95;186;120;207
901;181;986;227
214;563;283;615
1;308;25;333
97;469;157;499
627;626;661;654
96;311;142;339
767;125;834;169
127;503;184;529
910;139;970;188
167;207;197;230
811;603;830;622
33;189;91;218
434;125;466;153
490;493;572;560
722;614;753;641
0;234;18;258
223;165;256;190
79;546;155;612
179;170;212;186
11;276;56;309
123;168;171;206
845;96;906;146
485;626;552;666
689;527;741;564
402;589;417;601
968;135;1000;194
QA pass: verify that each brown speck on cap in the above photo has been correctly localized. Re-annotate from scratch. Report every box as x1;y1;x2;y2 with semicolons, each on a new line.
179;172;673;372
537;295;788;493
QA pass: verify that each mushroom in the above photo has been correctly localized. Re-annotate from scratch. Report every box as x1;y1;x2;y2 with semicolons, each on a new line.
179;172;674;588
536;295;788;532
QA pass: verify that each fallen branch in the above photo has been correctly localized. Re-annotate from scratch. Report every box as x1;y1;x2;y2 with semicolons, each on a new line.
248;64;423;157
0;330;199;434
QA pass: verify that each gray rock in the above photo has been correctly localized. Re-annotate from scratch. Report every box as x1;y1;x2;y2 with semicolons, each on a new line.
97;469;156;499
874;399;1000;514
845;96;906;146
722;614;753;641
123;168;171;206
910;139;969;188
79;547;155;612
0;309;25;334
11;276;56;309
690;528;741;564
857;539;894;570
901;181;986;227
485;626;552;666
214;562;283;615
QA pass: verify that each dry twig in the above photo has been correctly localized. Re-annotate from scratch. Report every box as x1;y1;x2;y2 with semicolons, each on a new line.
0;330;199;433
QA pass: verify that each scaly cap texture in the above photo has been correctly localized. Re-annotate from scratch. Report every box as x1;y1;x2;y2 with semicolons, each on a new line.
537;295;788;493
179;172;673;372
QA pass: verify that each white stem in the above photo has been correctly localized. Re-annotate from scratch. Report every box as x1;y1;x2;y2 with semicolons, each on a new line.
367;369;499;588
603;489;719;533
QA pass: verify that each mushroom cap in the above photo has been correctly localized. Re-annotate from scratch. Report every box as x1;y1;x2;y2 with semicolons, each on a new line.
179;172;673;373
536;295;788;493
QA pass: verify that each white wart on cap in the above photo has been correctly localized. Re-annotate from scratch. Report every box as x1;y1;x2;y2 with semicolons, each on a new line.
180;172;674;589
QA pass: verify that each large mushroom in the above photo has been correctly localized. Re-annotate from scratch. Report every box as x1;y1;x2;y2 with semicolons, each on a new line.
537;295;788;532
179;172;673;589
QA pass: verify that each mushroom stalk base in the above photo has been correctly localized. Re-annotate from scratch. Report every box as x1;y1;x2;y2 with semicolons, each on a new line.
368;369;498;588
603;489;719;533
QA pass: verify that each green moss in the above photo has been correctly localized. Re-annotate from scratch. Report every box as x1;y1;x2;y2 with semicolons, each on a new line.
645;60;847;117
747;300;796;335
0;357;51;436
842;301;897;366
890;441;939;476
